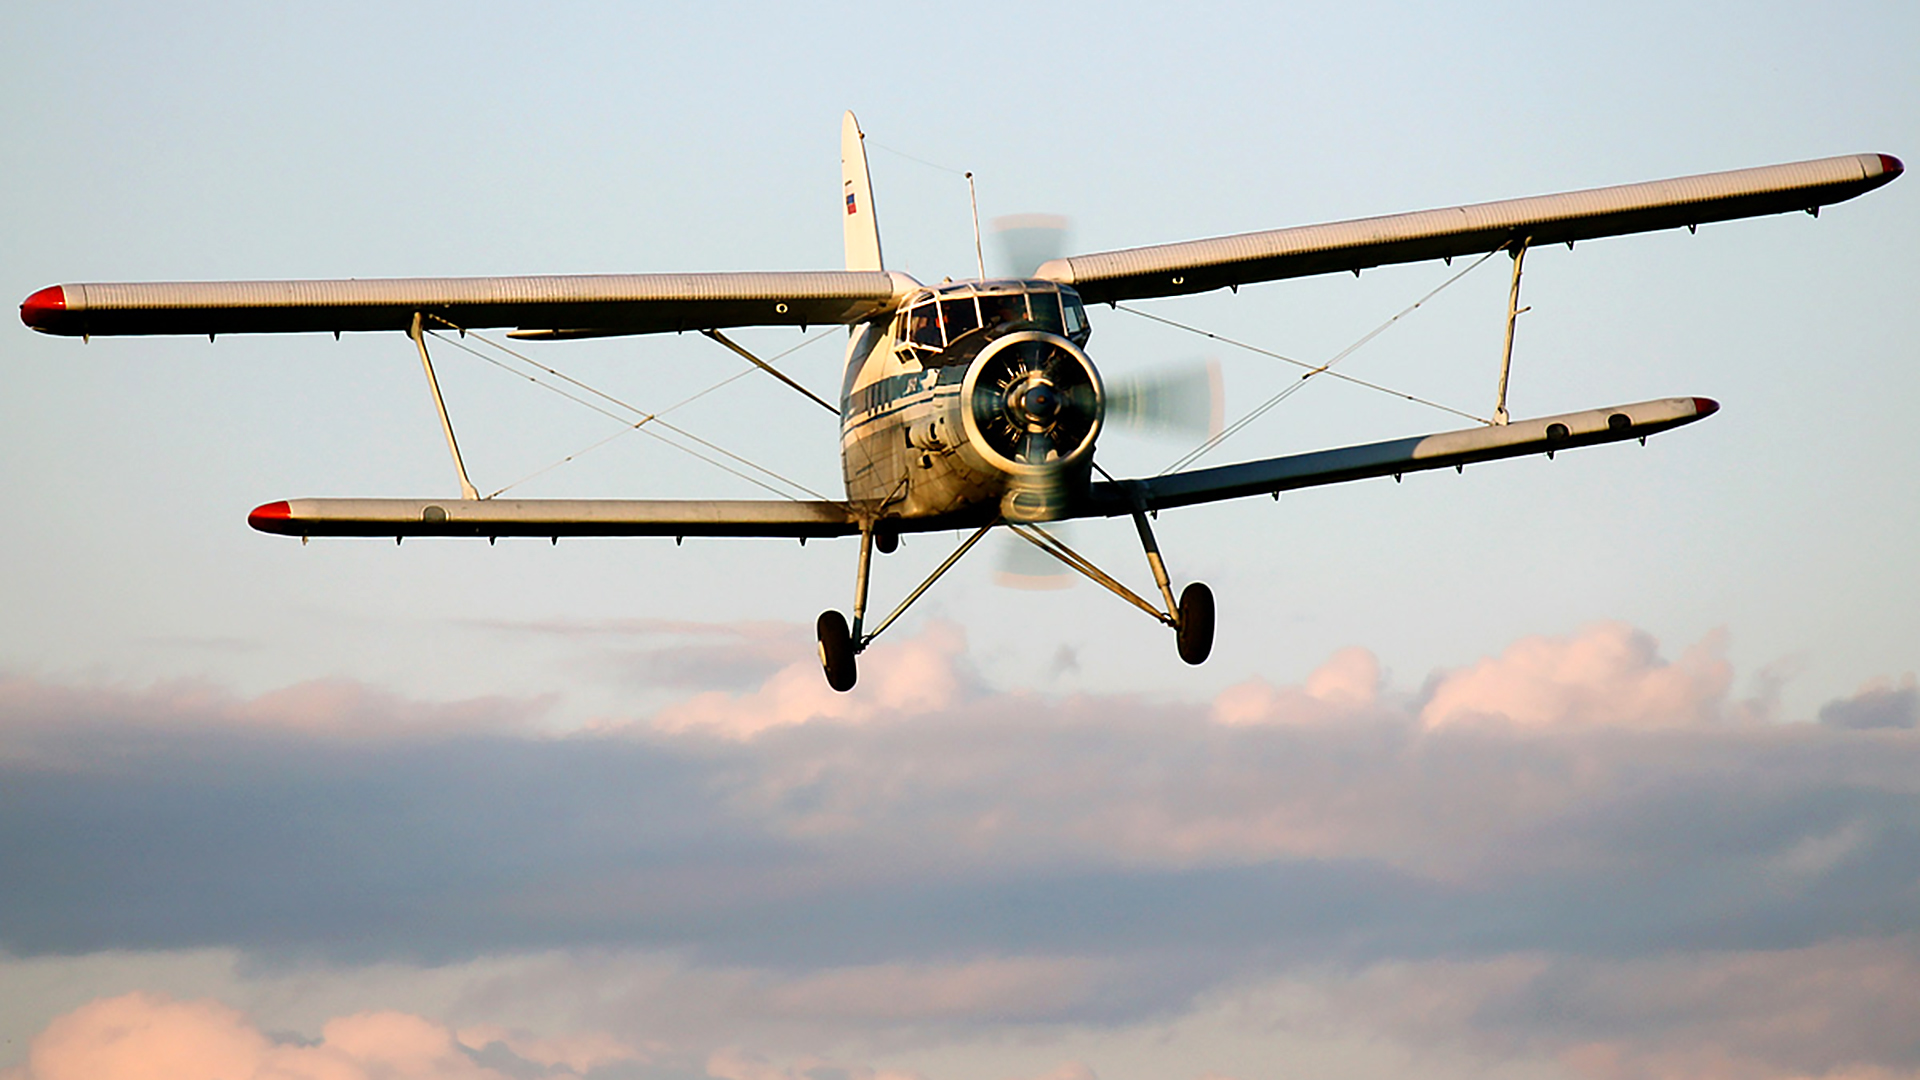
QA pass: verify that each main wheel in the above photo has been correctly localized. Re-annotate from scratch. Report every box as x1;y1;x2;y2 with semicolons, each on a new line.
1175;582;1215;665
816;610;858;691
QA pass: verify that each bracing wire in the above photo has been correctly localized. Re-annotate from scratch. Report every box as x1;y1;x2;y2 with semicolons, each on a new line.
479;329;842;499
869;141;970;177
1139;249;1501;474
423;319;839;501
426;332;801;500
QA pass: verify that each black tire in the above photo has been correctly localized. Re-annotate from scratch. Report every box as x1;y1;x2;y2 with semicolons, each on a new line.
816;610;858;691
1176;582;1215;665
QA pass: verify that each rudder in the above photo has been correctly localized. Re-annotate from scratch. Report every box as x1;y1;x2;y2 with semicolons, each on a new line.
841;112;883;272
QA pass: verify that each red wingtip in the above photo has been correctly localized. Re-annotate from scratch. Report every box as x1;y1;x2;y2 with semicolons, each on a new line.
1879;153;1904;179
1692;397;1721;418
20;285;66;330
248;501;292;531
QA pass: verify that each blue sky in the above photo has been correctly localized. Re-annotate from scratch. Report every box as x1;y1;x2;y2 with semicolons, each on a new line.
2;3;1917;1079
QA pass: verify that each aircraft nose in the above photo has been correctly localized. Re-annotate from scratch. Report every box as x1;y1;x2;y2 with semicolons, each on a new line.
20;285;67;332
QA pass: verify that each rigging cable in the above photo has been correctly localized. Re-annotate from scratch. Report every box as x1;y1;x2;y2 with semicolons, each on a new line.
424;319;838;501
1132;248;1501;475
482;328;844;499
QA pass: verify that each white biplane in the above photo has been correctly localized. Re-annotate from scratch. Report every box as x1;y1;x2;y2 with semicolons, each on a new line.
21;115;1902;690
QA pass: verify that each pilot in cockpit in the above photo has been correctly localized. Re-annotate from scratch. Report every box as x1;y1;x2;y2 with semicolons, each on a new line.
908;306;941;350
979;293;1027;332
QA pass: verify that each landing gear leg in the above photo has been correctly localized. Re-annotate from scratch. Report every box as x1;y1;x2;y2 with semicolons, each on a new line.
817;526;875;693
1128;501;1213;666
1004;484;1216;666
818;521;997;692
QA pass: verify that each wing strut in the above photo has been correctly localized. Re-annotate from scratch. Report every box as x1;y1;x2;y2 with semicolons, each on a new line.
701;329;838;415
1008;521;1171;625
410;312;480;500
1493;238;1531;425
857;521;997;650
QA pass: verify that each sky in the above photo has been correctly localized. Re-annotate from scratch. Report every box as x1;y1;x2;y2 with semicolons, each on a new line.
1;2;1916;1079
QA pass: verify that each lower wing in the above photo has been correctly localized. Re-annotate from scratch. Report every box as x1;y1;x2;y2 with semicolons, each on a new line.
1079;396;1717;515
248;498;858;539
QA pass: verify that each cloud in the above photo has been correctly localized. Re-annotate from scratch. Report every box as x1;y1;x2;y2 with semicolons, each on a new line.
0;674;541;753
1820;676;1919;731
649;622;976;738
1002;1065;1097;1080
704;1047;925;1080
761;958;1119;1023
1279;937;1920;1080
2;623;1918;1076
1419;622;1734;730
475;617;814;692
1;992;559;1080
1212;646;1385;725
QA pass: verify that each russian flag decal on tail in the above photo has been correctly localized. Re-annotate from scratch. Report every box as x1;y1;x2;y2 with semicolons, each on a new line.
841;112;883;270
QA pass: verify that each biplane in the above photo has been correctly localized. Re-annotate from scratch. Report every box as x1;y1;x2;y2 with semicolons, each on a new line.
20;114;1902;690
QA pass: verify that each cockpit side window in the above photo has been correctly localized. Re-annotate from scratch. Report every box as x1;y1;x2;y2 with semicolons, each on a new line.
941;296;980;340
1061;290;1089;345
907;301;942;349
1025;290;1064;334
978;293;1028;331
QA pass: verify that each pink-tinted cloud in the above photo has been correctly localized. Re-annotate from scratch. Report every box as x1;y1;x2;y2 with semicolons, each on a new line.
1419;622;1734;730
1000;1064;1097;1080
650;621;975;738
1;992;566;1080
1212;646;1385;726
703;1046;926;1080
454;1024;643;1074
0;674;540;753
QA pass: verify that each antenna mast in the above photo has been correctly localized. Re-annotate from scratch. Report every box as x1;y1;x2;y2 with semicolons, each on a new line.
966;171;986;279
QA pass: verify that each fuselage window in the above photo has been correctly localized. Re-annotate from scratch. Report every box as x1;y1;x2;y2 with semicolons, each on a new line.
1062;292;1089;344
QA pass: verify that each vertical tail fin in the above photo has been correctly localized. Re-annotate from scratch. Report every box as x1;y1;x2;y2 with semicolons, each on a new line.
841;112;884;271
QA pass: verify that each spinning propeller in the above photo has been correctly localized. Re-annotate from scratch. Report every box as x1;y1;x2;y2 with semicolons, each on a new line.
985;216;1224;586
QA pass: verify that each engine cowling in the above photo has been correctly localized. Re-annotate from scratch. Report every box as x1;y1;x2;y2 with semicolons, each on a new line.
958;330;1104;521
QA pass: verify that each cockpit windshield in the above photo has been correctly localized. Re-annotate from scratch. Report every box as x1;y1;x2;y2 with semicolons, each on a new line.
895;280;1089;365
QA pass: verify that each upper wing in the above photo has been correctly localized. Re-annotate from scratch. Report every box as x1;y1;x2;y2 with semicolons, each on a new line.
1036;153;1902;304
1078;396;1718;516
20;270;911;338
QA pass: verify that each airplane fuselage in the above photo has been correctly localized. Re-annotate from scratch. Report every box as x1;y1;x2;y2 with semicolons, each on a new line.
838;278;1100;526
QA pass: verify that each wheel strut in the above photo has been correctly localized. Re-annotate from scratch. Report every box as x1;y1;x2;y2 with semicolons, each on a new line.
817;520;997;692
1005;495;1216;666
